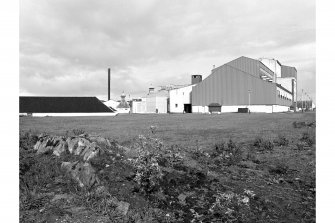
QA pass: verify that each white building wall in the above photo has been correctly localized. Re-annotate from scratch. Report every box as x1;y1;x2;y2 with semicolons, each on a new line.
146;97;156;113
277;78;293;93
155;97;168;113
144;96;168;113
169;85;193;113
132;101;147;113
259;58;282;81
192;106;209;113
192;105;290;113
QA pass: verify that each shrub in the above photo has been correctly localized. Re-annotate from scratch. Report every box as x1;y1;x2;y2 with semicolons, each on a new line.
212;139;242;166
19;131;38;150
253;137;274;151
149;125;157;134
72;128;86;136
300;131;315;147
296;142;305;150
274;135;289;146
132;149;163;194
269;161;289;175
208;189;256;222
130;135;165;194
293;121;306;128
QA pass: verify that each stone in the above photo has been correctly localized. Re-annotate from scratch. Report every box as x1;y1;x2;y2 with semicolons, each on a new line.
51;193;73;202
66;137;79;154
53;139;67;156
178;194;187;205
35;138;54;155
81;142;100;162
74;138;90;156
61;161;99;188
115;201;130;215
239;160;257;169
88;135;112;149
107;197;130;215
95;185;109;197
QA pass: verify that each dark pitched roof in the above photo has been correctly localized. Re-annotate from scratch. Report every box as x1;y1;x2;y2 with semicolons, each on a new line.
20;96;114;113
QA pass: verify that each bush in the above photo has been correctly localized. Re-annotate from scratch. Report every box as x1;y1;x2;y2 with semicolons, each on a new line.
300;132;315;147
293;121;306;128
130;135;165;194
274;135;289;146
253;137;274;151
72;128;86;136
19;131;38;150
213;139;243;166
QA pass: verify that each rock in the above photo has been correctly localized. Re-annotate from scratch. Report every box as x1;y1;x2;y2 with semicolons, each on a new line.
61;161;99;188
74;138;90;156
82;143;101;162
116;201;130;215
107;197;130;215
239;160;257;169
79;133;89;138
51;193;73;202
88;136;112;149
95;186;109;197
35;138;54;155
53;139;67;156
178;194;187;205
66;137;79;154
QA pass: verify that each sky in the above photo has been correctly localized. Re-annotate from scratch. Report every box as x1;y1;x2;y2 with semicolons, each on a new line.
19;0;315;102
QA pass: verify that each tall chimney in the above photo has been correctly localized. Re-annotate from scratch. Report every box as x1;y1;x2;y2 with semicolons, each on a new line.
108;68;111;101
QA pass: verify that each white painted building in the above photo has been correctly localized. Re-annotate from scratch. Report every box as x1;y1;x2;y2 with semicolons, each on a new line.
131;89;169;114
169;85;194;113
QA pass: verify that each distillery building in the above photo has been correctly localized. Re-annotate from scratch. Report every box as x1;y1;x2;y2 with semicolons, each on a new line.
190;56;297;113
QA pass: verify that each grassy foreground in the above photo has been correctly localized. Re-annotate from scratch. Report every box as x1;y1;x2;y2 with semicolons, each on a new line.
20;112;316;222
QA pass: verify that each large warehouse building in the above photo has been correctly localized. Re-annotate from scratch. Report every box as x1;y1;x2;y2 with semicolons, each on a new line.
191;56;297;113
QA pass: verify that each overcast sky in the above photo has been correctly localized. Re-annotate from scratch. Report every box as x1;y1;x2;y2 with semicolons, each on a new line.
20;0;315;102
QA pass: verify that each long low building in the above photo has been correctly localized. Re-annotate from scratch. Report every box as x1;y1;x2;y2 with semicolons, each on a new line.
20;96;117;116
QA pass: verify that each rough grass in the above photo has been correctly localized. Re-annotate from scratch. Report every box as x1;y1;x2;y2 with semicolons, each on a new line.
19;112;316;222
20;112;315;148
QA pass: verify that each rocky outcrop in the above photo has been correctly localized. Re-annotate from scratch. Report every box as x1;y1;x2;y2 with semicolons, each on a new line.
61;161;100;189
33;134;116;189
34;134;112;162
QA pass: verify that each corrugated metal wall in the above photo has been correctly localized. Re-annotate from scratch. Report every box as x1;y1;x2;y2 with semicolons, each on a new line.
192;64;277;106
225;56;260;78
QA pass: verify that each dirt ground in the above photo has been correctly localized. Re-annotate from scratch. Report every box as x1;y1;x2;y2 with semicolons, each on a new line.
19;112;316;222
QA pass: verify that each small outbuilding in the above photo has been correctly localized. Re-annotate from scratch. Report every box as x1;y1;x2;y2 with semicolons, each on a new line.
208;103;221;113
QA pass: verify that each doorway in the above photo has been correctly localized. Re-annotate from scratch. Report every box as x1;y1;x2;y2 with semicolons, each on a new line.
184;104;192;113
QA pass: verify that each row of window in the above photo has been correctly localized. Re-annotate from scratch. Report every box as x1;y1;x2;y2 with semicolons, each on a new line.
277;90;291;101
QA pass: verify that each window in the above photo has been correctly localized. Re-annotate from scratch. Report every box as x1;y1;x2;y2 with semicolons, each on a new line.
175;104;178;108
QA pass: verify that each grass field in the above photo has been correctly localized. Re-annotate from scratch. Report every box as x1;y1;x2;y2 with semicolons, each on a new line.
19;112;316;222
20;112;315;148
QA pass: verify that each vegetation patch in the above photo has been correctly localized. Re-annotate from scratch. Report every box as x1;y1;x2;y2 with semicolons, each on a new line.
19;113;316;222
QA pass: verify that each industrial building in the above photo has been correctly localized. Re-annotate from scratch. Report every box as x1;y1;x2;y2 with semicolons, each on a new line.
169;75;202;113
103;56;297;114
191;56;297;113
131;87;169;113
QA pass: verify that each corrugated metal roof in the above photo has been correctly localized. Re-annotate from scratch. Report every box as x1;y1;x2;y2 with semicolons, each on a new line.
19;96;113;113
